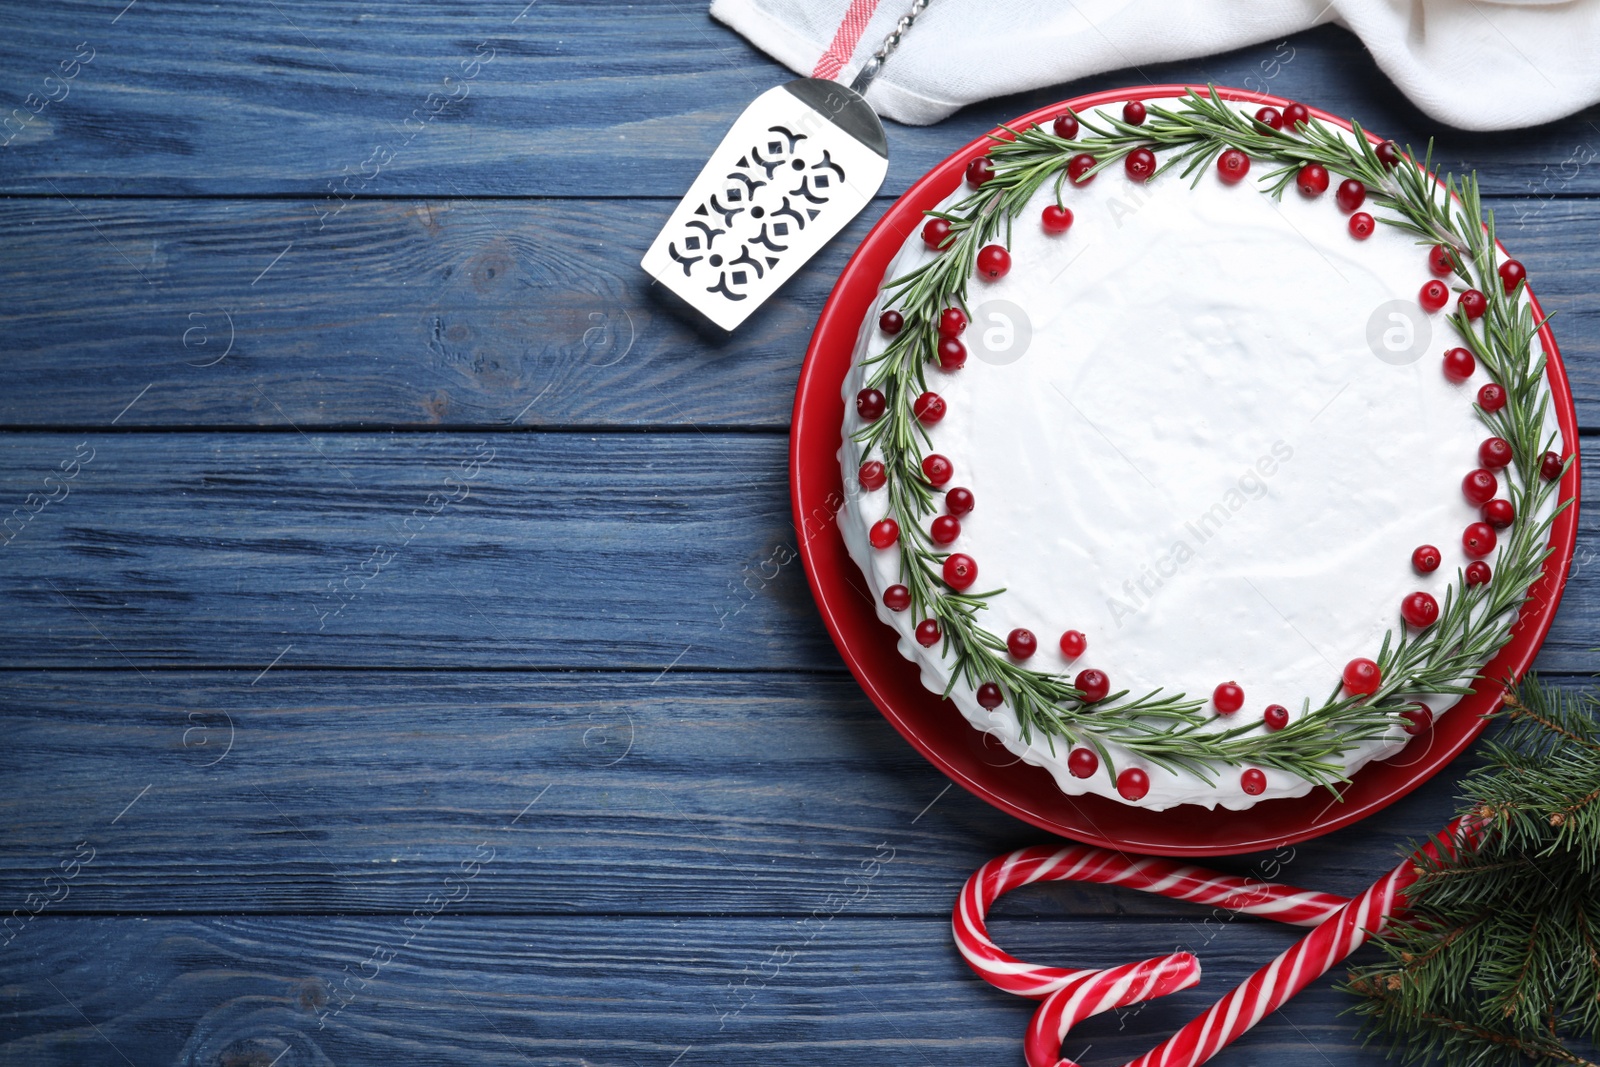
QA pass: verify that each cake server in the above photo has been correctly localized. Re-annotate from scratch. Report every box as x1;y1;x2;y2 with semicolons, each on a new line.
642;2;928;331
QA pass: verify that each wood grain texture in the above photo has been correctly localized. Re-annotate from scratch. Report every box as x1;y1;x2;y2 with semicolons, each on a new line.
0;196;815;430
1;4;1598;197
0;915;1402;1066
3;7;1597;1064
0;432;1594;671
0;432;831;670
0;669;1536;916
0;195;1596;430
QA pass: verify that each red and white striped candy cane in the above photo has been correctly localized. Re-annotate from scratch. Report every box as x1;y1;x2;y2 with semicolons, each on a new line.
955;844;1349;999
1023;954;1203;1067
954;821;1472;1067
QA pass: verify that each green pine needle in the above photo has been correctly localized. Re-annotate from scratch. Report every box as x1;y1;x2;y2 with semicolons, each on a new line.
1345;676;1600;1066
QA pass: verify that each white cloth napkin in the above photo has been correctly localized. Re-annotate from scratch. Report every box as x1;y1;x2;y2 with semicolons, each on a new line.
710;0;1600;131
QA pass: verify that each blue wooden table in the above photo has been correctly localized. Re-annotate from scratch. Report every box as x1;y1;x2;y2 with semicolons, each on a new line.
0;4;1595;1064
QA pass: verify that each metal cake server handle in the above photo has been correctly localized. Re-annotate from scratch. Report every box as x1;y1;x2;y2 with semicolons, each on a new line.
641;1;929;332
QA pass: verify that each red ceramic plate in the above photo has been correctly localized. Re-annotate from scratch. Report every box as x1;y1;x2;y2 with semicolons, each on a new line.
791;85;1581;856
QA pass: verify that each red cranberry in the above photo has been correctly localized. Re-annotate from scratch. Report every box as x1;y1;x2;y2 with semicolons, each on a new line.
858;460;886;492
1343;658;1381;696
930;515;961;545
1042;204;1074;233
1254;106;1283;130
1335;179;1366;213
1212;682;1244;715
1122;100;1147;125
1541;451;1564;481
1413;545;1442;573
1124;147;1157;181
878;309;904;335
1116;767;1149;801
922;454;953;487
914;391;947;424
1482;499;1515;528
976;244;1011;280
1296;163;1329;197
1479;437;1512;469
937;337;967;370
1067;153;1097;185
1240;769;1267;796
1399;704;1432;736
1420;280;1450;312
943;553;977;591
945;487;974;516
855;388;885;421
1053;112;1079;139
1463;522;1497;557
1348;212;1375;239
1462;468;1497;505
976;682;1004;709
1059;630;1087;658
1067;748;1098;779
1465;560;1492;586
1216;149;1250;184
1401;591;1439;628
915;618;941;646
1263;704;1290;731
1428;244;1456;277
1282;102;1310;128
1375;140;1401;168
1477;383;1506;413
882;584;911;612
1465;470;1497;508
1458;289;1487;320
1442;347;1476;382
869;518;899;549
966;156;995;188
1007;628;1038;660
938;307;968;338
1499;259;1526;294
921;217;953;250
1075;669;1109;704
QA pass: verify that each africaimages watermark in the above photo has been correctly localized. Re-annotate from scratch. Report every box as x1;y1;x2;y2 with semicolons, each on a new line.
1107;441;1294;627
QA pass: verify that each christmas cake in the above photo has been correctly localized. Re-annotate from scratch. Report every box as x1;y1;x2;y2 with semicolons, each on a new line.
838;91;1570;810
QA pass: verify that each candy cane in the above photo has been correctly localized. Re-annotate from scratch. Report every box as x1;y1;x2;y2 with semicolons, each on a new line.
955;844;1349;998
954;820;1472;1067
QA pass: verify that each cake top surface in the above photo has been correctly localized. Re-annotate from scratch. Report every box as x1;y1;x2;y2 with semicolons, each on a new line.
836;92;1567;810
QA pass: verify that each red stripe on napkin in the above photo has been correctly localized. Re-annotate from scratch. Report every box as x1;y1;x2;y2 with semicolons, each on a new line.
811;0;883;80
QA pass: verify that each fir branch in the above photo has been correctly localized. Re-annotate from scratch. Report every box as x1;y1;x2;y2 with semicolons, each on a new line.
1345;675;1600;1064
1349;981;1600;1067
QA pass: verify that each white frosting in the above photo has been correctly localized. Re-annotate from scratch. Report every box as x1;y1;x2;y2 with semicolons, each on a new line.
839;104;1563;811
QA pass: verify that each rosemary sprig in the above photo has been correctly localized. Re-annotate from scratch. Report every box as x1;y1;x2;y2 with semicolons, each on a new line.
854;87;1568;792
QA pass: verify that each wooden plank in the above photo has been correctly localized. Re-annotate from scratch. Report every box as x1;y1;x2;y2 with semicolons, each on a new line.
0;432;834;670
0;197;819;430
2;6;1597;197
0;195;1596;430
0;914;1404;1065
0;433;1595;671
0;669;1522;916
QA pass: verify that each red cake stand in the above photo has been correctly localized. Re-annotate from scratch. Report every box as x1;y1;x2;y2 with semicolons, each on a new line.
790;85;1580;856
